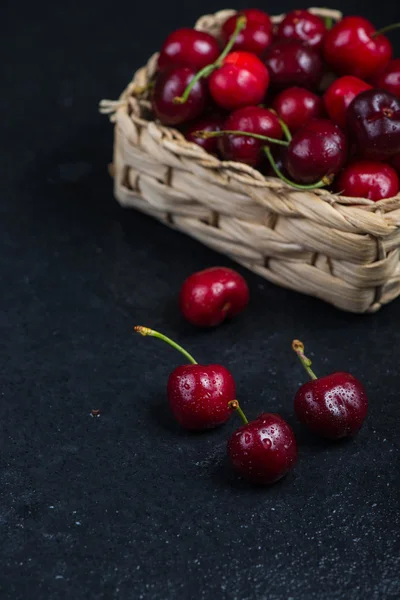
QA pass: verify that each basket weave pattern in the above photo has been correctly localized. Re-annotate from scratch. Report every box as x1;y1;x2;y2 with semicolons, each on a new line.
102;7;400;313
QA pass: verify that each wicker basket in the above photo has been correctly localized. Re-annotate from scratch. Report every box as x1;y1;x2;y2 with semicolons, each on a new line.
101;7;400;314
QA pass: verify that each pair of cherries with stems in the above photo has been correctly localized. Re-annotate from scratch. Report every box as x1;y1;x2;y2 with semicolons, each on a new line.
134;327;368;486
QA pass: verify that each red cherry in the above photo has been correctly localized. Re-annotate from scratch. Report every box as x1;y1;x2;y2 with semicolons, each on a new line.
157;28;220;72
272;86;324;133
292;340;368;440
209;51;270;111
152;67;207;126
179;266;249;328
390;154;400;175
263;40;323;90
323;17;392;79
336;161;399;201
185;116;223;155
276;9;327;50
134;327;235;430
323;75;373;129
372;58;400;97
227;403;297;485
218;106;283;167
221;9;272;57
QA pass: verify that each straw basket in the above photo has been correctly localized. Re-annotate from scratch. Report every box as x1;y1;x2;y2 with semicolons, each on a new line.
101;7;400;313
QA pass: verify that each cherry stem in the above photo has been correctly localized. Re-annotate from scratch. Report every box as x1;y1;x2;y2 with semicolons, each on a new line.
278;118;292;142
372;22;400;37
134;326;198;365
173;16;246;105
264;147;333;190
228;400;249;425
292;340;318;381
324;16;334;30
193;129;289;147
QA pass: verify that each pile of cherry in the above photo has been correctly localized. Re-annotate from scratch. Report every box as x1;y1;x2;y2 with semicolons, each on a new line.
135;266;368;486
147;9;400;200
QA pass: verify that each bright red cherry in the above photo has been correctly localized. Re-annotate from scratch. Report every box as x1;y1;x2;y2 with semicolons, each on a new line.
152;67;207;126
221;9;273;57
323;75;373;129
227;401;297;485
134;327;236;430
185;116;223;155
272;86;324;133
292;340;368;440
372;58;400;97
323;17;392;79
157;28;220;72
336;161;399;201
276;9;327;50
209;51;270;111
179;266;249;328
264;40;323;90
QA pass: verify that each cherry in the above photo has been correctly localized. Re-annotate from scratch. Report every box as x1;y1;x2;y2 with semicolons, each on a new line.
184;116;223;155
134;327;236;430
336;161;399;201
323;17;393;79
179;266;249;328
221;8;272;57
263;40;323;91
372;59;400;98
323;75;373;129
157;29;220;72
272;87;324;133
276;9;327;51
390;154;400;175
227;401;297;485
292;340;368;440
347;89;400;161
152;67;207;126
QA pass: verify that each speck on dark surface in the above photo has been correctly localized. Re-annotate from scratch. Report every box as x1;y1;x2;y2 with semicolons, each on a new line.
1;1;399;599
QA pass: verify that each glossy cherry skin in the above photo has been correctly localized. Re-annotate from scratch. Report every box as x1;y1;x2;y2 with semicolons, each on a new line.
323;16;392;79
167;364;235;430
157;28;220;72
209;51;270;111
337;161;399;201
276;9;326;51
179;266;249;328
294;372;368;440
272;86;324;133
227;413;298;485
264;40;323;91
219;106;283;167
152;67;208;126
347;90;400;161
221;9;272;57
372;59;400;98
285;119;347;184
185;116;223;155
323;76;372;129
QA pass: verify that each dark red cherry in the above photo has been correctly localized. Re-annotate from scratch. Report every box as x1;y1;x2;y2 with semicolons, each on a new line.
152;67;207;126
264;40;323;90
277;9;327;50
323;75;372;129
323;16;392;79
372;59;400;98
185;116;223;155
221;8;273;57
219;106;283;167
285;119;347;184
272;86;324;133
347;89;400;161
157;28;220;72
336;161;399;201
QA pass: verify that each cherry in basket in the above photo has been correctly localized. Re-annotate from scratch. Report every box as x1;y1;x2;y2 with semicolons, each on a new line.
372;59;400;98
221;8;273;57
263;40;323;91
152;67;208;126
276;9;327;51
157;29;220;72
336;161;399;201
272;87;324;134
323;76;372;129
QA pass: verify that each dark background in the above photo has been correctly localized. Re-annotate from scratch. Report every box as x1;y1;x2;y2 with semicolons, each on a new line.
2;0;400;598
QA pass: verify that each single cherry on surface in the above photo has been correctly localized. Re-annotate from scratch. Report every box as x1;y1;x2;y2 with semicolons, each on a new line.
276;9;327;51
152;67;207;126
157;28;221;72
372;58;400;98
272;86;324;133
336;161;399;201
263;40;323;91
221;8;273;57
292;340;368;440
179;266;249;328
227;400;298;485
323;75;372;129
184;116;223;155
134;326;236;430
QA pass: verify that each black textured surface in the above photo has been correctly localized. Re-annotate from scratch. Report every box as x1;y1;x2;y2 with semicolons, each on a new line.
2;1;400;598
